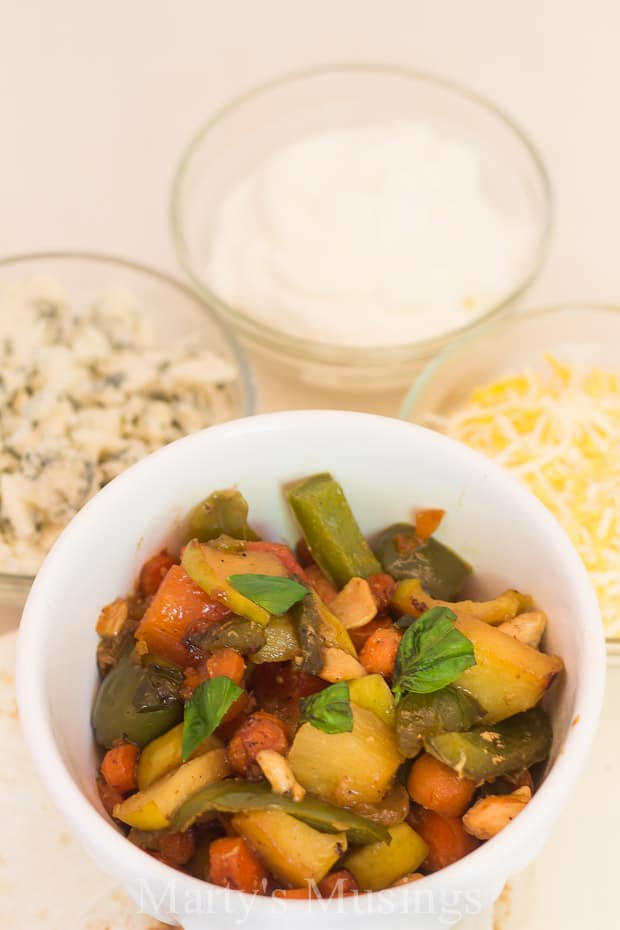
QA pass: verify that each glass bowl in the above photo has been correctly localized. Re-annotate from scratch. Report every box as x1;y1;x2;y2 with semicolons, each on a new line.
170;63;551;393
0;251;255;611
400;303;620;657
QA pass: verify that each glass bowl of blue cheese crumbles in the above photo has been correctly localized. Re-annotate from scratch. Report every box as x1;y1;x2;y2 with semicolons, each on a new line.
0;252;255;608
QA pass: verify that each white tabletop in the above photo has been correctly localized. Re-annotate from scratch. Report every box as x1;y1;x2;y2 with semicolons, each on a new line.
2;1;620;924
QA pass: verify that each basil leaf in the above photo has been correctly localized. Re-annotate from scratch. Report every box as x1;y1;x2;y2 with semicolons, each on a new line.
392;607;475;700
228;573;309;615
300;681;353;734
182;675;243;761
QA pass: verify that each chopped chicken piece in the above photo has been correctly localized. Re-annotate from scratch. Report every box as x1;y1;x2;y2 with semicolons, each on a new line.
330;578;378;629
256;749;306;801
498;612;547;649
463;787;532;840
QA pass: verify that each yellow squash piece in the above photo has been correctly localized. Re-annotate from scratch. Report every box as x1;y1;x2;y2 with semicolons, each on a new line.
137;723;222;790
344;823;428;891
391;578;533;625
348;673;396;727
182;539;286;626
311;592;358;655
232;809;347;887
454;614;563;723
288;704;402;806
113;748;230;830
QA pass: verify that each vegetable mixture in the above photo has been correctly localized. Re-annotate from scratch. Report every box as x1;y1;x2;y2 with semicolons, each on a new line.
92;474;564;897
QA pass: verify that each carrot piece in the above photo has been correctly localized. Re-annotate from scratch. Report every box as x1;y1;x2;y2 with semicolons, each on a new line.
407;753;477;819
136;565;229;666
209;836;268;893
348;616;394;651
206;647;246;685
159;830;197;867
415;509;445;541
182;651;248;725
359;626;402;678
227;712;289;776
366;573;396;611
100;742;140;794
318;869;359;898
273;886;320;899
246;540;310;583
138;551;178;596
304;564;339;604
412;808;480;872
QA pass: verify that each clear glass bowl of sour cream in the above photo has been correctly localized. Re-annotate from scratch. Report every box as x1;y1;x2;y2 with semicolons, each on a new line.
170;64;551;393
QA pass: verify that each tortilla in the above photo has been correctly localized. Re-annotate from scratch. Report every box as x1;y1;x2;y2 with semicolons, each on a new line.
0;630;167;929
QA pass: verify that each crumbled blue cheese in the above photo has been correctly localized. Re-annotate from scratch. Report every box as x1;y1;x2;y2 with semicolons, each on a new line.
0;276;238;575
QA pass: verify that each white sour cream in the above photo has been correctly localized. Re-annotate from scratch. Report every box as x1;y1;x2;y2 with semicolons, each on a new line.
205;122;532;348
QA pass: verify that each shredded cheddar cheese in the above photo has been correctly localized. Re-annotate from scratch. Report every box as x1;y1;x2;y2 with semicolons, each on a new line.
435;356;620;637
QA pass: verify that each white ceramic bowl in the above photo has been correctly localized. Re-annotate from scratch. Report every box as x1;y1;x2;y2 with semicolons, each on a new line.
16;412;604;929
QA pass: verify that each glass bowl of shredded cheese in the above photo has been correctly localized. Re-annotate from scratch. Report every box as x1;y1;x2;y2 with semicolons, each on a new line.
401;304;620;654
0;252;255;611
171;64;551;393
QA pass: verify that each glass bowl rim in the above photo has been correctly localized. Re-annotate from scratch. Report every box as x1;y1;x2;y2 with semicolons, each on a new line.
399;299;620;646
0;248;256;589
170;61;553;365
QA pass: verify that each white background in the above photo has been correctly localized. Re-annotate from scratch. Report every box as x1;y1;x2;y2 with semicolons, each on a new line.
2;0;620;303
1;3;620;926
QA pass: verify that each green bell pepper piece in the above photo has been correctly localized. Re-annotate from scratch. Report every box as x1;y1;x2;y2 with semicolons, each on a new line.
425;706;553;781
395;687;483;758
92;650;183;749
170;779;390;845
287;473;381;588
189;490;259;543
185;616;267;656
373;522;471;600
293;591;357;675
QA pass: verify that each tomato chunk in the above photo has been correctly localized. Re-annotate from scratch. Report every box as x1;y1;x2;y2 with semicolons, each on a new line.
246;540;310;583
136;565;229;665
138;551;178;596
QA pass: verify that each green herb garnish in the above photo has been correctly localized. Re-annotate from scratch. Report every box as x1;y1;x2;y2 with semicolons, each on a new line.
392;607;475;700
182;676;243;761
228;574;309;615
300;681;353;734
